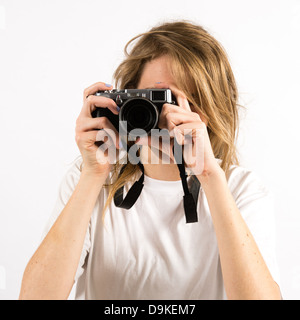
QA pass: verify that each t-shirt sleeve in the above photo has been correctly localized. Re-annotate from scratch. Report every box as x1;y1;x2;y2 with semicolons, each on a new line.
41;157;91;282
228;167;281;288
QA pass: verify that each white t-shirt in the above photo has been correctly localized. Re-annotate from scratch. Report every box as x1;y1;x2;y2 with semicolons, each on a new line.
43;158;280;300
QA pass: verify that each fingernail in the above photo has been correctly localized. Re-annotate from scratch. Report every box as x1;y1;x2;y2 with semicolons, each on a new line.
116;106;120;112
105;83;112;87
156;82;162;84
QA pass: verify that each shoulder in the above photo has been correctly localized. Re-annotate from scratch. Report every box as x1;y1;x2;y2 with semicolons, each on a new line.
57;157;83;198
62;156;83;184
227;164;268;194
225;163;272;211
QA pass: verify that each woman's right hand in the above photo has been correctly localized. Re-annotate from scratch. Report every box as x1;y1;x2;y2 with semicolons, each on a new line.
75;82;120;178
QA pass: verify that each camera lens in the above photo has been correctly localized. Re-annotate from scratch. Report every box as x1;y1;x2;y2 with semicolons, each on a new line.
119;98;159;135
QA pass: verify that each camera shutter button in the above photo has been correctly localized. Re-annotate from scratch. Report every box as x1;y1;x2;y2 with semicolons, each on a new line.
116;95;123;106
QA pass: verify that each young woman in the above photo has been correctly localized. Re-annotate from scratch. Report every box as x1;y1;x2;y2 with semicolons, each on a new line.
19;21;281;300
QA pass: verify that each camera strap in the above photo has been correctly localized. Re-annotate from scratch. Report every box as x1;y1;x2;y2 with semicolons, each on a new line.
113;139;200;223
113;162;145;210
172;139;199;223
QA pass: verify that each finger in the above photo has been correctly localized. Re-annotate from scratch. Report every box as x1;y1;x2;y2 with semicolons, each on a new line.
77;129;120;151
77;116;119;135
154;82;191;111
96;128;120;150
76;117;120;149
158;103;192;129
82;95;119;117
169;85;191;112
83;82;112;101
75;130;99;150
171;122;206;145
135;136;151;146
160;103;190;117
159;111;201;132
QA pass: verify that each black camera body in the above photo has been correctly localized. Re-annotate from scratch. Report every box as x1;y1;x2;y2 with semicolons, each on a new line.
91;88;175;136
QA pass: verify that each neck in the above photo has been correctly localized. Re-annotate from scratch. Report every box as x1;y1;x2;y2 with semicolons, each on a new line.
143;163;181;181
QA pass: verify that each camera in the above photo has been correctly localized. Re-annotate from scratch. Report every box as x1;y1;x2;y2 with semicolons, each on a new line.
91;89;176;136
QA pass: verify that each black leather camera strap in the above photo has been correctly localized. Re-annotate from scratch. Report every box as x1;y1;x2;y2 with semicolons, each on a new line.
113;162;145;210
113;139;200;223
172;139;199;223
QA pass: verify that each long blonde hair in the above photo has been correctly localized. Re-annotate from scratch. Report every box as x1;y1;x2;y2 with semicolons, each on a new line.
102;20;240;216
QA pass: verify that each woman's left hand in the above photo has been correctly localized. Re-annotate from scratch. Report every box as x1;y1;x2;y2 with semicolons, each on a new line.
155;83;222;180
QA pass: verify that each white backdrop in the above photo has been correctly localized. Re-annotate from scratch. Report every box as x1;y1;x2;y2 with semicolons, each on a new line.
0;0;300;300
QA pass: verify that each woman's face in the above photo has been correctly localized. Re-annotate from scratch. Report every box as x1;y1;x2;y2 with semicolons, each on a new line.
136;55;177;164
136;55;206;164
137;55;207;123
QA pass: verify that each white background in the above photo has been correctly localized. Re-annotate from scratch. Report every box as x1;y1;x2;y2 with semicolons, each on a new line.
0;0;300;300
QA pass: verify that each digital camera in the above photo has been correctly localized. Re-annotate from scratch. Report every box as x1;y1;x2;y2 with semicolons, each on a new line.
92;89;176;136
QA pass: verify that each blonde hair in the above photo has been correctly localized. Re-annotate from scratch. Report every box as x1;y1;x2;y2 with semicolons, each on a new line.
102;20;240;216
